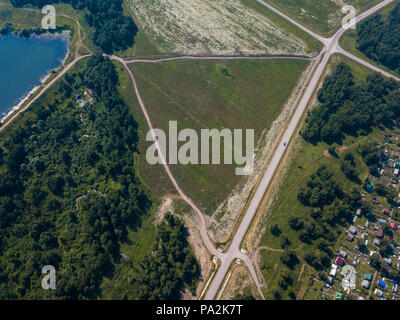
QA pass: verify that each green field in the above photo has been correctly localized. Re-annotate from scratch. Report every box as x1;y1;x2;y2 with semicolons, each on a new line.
127;59;310;215
257;55;378;300
265;0;381;36
240;0;322;54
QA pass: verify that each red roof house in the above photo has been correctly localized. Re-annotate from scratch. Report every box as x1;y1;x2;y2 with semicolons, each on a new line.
391;223;398;230
383;208;390;215
376;230;384;238
335;257;345;266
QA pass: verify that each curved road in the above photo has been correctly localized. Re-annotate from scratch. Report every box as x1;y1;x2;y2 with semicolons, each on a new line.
0;54;92;133
0;9;93;133
2;0;398;300
110;55;221;259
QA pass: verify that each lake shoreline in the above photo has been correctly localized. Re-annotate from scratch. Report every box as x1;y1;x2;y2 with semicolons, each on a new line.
0;30;71;123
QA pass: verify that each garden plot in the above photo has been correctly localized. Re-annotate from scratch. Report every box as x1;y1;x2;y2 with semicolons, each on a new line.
127;0;309;56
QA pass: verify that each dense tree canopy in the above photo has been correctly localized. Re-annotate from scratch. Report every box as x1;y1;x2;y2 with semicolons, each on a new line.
134;214;200;300
10;0;138;53
297;165;343;208
357;3;400;75
0;54;200;299
301;63;400;144
0;55;151;299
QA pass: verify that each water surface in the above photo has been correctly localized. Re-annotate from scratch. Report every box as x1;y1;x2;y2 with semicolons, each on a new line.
0;33;69;119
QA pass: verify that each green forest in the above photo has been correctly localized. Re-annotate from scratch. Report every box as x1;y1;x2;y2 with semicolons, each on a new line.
301;63;400;144
9;0;138;53
135;214;200;299
0;55;199;299
357;2;400;75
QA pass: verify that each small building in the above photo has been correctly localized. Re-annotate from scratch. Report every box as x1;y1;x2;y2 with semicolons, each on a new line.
395;169;400;177
349;226;357;235
365;274;373;281
331;264;338;270
374;239;381;246
356;208;362;216
330;268;337;277
374;289;384;297
376;230;384;238
346;234;354;242
365;184;374;193
362;280;371;289
378;219;387;224
377;280;386;288
391;223;398;230
336;257;345;267
383;257;392;265
339;250;347;258
383;208;390;215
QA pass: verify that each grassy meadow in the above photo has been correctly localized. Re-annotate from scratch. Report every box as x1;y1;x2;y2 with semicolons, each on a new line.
265;0;382;36
126;58;310;215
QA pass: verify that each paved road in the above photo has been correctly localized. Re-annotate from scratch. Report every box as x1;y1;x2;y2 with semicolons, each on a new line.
204;0;397;300
256;0;330;44
2;0;397;300
337;48;400;81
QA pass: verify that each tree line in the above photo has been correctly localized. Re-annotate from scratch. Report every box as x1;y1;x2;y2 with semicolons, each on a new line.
10;0;138;53
0;55;199;299
133;213;200;300
357;3;400;75
301;63;400;144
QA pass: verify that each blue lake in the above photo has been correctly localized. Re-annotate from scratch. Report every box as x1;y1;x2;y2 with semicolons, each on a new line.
0;33;69;119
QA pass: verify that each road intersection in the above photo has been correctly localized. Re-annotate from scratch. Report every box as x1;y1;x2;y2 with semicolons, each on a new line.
204;0;399;300
2;0;399;301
